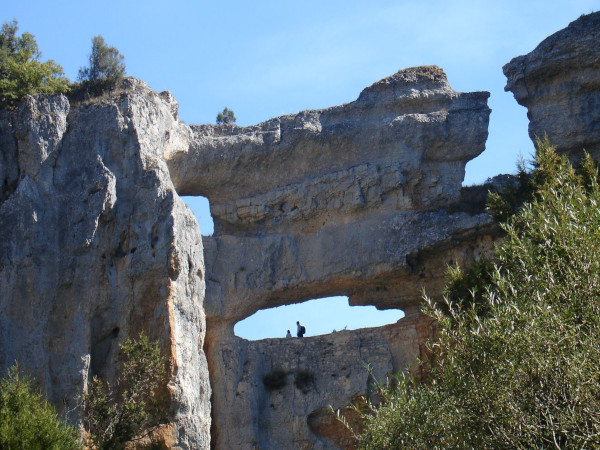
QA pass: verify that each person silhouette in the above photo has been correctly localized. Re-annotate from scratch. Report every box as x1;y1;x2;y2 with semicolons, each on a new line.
286;330;292;338
296;321;305;338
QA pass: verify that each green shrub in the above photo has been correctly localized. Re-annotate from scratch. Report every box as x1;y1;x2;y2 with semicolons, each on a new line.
71;35;126;101
347;142;600;449
0;20;70;108
83;332;169;450
216;107;236;124
0;365;81;449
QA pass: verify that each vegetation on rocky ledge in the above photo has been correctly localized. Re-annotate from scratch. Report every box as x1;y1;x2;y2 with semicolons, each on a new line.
345;141;600;449
0;20;70;108
0;20;127;108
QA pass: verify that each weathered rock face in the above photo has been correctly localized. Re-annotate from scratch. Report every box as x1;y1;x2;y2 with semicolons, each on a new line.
212;314;435;449
504;12;600;160
0;80;210;448
165;66;495;449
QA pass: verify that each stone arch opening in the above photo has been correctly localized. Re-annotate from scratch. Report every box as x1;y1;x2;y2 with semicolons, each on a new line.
182;195;214;236
234;295;404;340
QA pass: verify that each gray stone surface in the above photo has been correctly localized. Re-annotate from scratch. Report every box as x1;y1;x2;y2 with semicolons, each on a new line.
210;314;434;449
0;80;210;448
503;12;600;160
167;66;490;236
171;66;495;449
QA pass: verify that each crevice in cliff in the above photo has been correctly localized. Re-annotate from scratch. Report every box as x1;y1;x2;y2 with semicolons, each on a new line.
234;296;404;340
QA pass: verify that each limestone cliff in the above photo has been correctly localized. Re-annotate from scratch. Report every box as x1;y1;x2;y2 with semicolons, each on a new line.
0;80;210;448
164;66;495;449
504;12;600;160
4;13;597;444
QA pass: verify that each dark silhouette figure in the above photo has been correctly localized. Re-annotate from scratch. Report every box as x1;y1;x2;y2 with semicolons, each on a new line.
296;321;306;338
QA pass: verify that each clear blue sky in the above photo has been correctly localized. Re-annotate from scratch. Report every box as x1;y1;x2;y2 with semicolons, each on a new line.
5;0;598;339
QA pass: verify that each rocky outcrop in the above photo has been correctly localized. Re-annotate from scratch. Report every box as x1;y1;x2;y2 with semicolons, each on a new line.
0;80;210;448
212;314;435;449
504;12;600;160
164;66;495;449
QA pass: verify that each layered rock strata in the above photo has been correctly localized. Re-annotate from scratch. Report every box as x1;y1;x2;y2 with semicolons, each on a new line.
0;81;210;448
165;66;495;448
504;12;600;160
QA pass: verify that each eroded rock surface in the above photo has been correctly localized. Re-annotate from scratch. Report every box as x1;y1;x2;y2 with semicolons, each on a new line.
504;12;600;159
166;66;495;449
212;314;434;449
0;80;210;448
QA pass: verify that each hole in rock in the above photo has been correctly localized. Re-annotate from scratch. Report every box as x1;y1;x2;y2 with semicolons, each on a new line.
234;296;404;341
182;196;214;236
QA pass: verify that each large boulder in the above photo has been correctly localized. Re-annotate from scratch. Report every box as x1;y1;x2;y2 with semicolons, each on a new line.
504;12;600;160
0;80;210;448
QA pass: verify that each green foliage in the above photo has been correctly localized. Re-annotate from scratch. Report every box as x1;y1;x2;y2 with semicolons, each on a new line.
72;35;126;100
0;20;70;108
441;258;496;320
0;365;81;449
83;332;169;450
216;107;236;124
486;153;533;223
349;141;600;449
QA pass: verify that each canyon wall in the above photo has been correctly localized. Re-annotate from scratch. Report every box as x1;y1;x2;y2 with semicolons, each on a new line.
0;81;210;448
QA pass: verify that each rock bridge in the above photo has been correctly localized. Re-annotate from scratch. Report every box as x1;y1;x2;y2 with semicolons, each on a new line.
167;65;495;448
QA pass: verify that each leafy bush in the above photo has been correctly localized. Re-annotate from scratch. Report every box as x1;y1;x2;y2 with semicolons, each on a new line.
0;365;81;449
0;20;70;108
346;142;600;449
83;332;169;449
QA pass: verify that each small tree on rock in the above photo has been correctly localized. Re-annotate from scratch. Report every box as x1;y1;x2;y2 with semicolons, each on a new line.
216;107;236;125
74;35;125;99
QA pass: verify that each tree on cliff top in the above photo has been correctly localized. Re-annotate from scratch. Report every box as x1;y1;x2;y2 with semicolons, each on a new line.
78;35;125;84
73;35;126;100
216;107;236;124
0;20;70;109
345;141;600;448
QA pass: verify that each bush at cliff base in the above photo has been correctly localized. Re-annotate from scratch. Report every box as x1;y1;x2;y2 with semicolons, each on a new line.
351;142;600;449
0;365;81;449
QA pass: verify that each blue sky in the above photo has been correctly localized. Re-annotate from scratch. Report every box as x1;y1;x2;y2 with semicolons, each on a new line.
5;1;598;339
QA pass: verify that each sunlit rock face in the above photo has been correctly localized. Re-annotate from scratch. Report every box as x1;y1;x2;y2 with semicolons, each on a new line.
166;66;495;449
504;12;600;160
0;81;210;448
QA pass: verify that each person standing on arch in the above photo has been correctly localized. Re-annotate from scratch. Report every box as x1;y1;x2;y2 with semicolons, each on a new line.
296;321;306;338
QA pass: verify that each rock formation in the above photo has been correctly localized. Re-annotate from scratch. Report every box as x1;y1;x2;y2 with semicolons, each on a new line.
0;80;210;448
8;11;599;442
165;66;495;448
504;11;600;160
